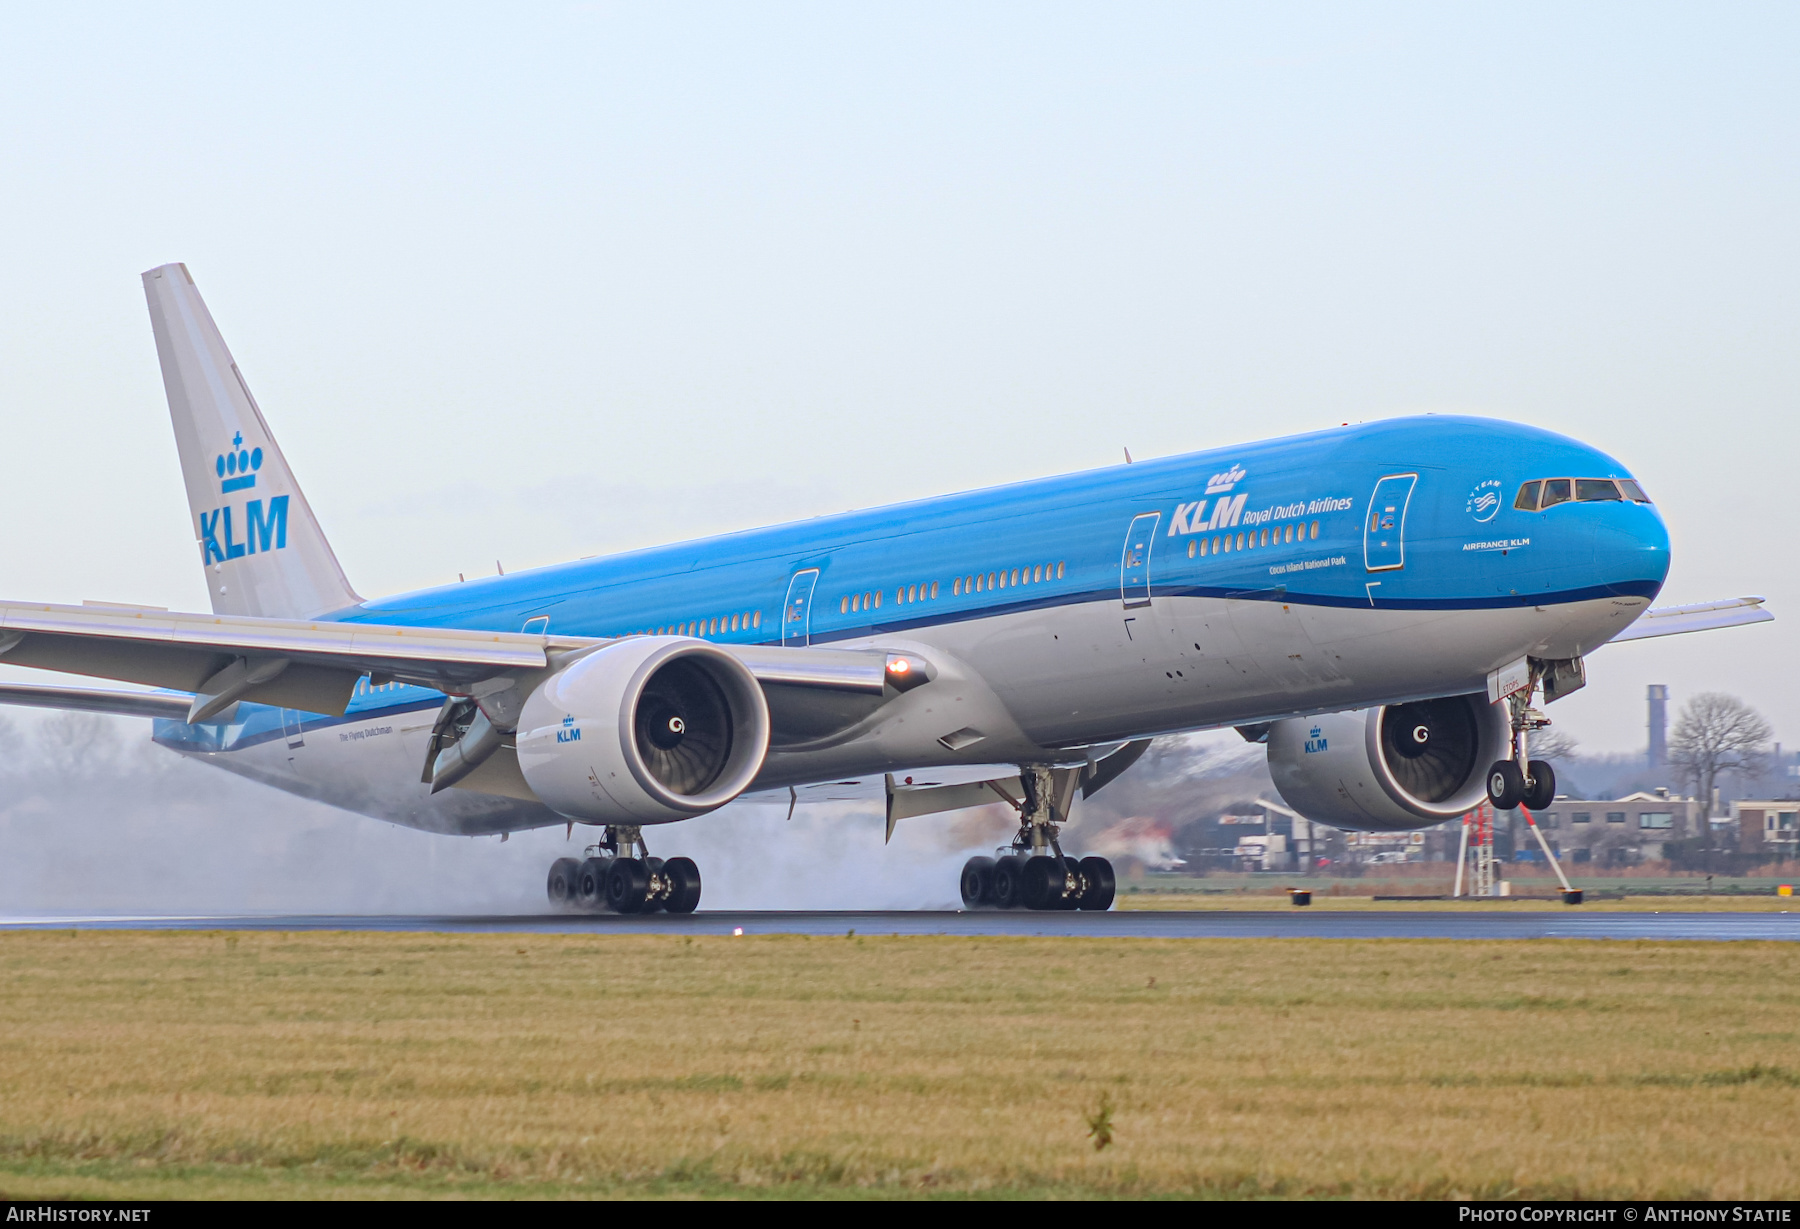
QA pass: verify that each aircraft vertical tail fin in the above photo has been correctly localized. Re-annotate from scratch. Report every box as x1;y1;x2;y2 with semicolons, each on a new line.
142;264;361;619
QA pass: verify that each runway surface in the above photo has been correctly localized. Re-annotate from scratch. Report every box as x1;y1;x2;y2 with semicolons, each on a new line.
2;910;1798;940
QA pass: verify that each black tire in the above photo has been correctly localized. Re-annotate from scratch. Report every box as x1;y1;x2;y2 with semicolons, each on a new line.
606;857;651;914
547;858;581;908
1021;855;1063;911
1486;759;1525;811
577;857;611;909
991;857;1026;909
664;857;702;914
1521;759;1556;813
1078;856;1116;911
959;856;996;908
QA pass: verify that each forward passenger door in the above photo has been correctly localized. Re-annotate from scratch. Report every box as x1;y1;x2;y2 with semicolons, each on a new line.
1119;512;1161;609
1363;474;1418;572
781;568;821;647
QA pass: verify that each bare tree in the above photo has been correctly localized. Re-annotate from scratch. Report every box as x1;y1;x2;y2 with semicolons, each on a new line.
1530;726;1579;764
1669;692;1772;849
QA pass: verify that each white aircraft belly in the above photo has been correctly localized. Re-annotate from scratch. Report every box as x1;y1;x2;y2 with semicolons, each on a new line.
170;708;563;837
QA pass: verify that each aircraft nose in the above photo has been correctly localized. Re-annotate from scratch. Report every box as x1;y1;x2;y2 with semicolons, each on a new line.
1594;500;1671;597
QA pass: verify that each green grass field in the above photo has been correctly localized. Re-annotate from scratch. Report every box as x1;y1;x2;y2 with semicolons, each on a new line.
2;930;1797;1199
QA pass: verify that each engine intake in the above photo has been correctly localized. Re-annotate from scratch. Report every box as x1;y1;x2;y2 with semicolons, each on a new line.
517;638;771;824
1266;693;1511;831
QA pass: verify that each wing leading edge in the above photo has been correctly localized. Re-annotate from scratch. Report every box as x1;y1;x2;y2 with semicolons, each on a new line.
1609;596;1772;644
0;599;900;724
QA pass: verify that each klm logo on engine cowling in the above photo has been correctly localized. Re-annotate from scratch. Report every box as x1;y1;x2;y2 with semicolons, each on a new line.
556;714;582;744
198;432;289;565
1304;726;1328;754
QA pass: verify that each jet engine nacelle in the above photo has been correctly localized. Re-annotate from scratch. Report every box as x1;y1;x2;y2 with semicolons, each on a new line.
1266;693;1512;832
516;637;771;824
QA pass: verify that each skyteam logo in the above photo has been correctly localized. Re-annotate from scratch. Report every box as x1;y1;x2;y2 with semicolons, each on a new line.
217;431;264;493
198;431;289;565
1465;478;1503;524
1205;464;1246;495
557;714;582;744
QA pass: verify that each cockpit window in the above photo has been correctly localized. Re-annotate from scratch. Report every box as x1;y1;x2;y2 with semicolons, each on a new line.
1522;476;1650;509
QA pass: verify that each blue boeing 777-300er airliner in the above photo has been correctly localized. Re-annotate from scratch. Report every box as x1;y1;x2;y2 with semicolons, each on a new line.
0;265;1775;912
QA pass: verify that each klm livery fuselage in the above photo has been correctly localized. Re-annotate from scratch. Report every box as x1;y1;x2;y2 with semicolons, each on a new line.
154;415;1669;835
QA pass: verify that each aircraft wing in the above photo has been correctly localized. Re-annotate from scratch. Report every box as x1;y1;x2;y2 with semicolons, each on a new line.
0;599;895;724
0;680;193;720
1608;596;1773;644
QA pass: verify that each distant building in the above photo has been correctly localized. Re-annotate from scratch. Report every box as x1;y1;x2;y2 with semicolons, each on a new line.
1728;801;1800;853
1177;797;1334;872
1531;789;1699;866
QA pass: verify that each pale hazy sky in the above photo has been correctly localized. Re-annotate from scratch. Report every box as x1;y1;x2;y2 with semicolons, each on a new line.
1;3;1794;753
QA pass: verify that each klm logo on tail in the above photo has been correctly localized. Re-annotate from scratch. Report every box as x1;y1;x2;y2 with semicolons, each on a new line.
199;432;288;564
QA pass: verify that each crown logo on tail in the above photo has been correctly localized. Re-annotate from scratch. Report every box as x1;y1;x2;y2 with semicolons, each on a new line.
217;431;264;493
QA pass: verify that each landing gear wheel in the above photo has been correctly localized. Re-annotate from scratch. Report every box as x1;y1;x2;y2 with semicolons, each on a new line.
547;858;581;908
606;857;651;914
1021;855;1064;911
664;857;702;914
1521;760;1556;812
1078;856;1116;911
1486;760;1525;811
577;857;612;910
959;857;997;908
992;857;1026;909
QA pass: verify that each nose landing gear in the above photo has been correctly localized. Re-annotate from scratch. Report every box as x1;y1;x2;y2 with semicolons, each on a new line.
1485;668;1558;813
546;826;702;915
958;766;1117;911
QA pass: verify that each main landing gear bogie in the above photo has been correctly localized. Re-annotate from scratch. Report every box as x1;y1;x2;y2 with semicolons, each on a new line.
960;764;1117;912
547;828;702;915
961;852;1115;911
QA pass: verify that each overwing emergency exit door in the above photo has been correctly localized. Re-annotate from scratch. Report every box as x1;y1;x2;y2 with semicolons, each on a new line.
1119;512;1161;609
781;568;820;647
1363;474;1418;572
